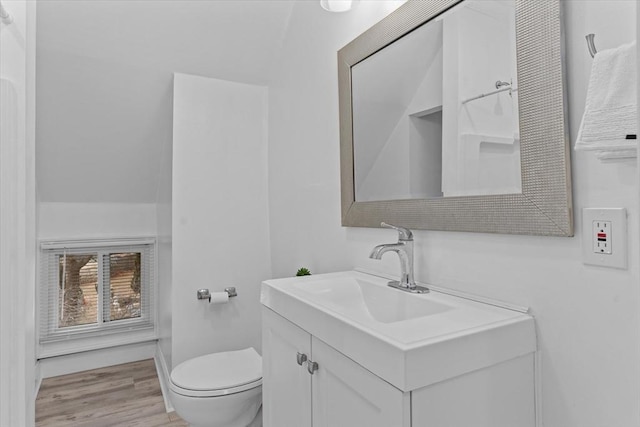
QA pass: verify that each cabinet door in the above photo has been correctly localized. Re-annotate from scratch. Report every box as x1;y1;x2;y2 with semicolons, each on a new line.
311;337;410;427
262;307;312;427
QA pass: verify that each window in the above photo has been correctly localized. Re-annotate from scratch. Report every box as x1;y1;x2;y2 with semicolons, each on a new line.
39;239;155;344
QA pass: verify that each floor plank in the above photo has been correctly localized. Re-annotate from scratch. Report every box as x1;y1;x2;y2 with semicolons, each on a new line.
36;359;187;427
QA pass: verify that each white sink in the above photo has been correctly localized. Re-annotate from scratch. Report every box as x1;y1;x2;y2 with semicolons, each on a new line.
261;270;536;392
290;274;451;323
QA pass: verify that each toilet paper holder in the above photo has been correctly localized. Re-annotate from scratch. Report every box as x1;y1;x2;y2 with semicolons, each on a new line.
197;287;237;302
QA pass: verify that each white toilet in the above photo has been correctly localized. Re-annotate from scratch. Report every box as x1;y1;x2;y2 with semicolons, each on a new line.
168;347;263;427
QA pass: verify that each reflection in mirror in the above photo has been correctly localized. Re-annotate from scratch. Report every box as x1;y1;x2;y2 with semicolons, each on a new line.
352;0;521;202
339;0;572;235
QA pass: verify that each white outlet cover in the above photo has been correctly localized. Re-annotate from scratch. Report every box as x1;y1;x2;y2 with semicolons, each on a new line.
582;208;627;269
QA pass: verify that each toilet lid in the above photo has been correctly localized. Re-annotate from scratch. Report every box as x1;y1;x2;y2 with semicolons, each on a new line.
171;347;262;392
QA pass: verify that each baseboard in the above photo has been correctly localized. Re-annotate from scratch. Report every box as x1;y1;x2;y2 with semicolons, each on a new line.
34;361;42;399
38;340;157;379
535;350;544;427
155;343;174;413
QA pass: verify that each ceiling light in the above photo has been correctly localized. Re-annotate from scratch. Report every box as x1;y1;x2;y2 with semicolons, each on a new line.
320;0;353;13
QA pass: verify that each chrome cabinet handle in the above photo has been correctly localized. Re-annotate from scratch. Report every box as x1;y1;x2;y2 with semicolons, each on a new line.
307;361;319;375
296;352;307;366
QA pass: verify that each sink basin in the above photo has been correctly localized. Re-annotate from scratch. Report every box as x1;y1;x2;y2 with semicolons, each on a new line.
261;270;535;392
291;275;451;324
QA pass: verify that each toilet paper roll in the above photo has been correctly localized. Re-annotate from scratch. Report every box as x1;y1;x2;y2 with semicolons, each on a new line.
210;291;229;304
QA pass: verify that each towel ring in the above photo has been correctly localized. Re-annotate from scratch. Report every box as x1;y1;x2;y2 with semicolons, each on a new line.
586;34;597;58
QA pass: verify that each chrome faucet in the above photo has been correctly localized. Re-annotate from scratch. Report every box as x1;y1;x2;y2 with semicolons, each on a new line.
369;222;429;294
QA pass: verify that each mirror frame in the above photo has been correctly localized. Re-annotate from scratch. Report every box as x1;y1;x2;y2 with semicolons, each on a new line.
338;0;573;236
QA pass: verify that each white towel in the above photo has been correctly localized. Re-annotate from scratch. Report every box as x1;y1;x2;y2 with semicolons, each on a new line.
575;41;637;154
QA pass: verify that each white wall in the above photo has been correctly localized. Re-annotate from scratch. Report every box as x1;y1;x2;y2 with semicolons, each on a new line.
34;0;293;205
267;1;639;426
38;202;157;239
0;0;37;425
267;1;405;278
172;73;271;368
156;118;173;369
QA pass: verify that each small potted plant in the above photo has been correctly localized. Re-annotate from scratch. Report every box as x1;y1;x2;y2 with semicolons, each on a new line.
295;267;311;276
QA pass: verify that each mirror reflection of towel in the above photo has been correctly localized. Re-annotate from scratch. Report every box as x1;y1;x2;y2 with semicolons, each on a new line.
575;41;637;160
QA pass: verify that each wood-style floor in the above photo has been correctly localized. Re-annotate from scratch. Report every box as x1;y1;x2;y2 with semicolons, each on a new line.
36;359;187;427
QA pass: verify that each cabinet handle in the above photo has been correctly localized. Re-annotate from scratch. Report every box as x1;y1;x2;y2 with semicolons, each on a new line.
296;352;307;366
307;360;319;375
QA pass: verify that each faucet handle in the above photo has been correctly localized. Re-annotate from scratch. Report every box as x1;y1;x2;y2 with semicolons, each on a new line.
381;222;413;241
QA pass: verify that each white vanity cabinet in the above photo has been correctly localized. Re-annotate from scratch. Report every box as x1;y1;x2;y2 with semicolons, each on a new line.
262;306;311;427
261;271;537;427
262;307;410;427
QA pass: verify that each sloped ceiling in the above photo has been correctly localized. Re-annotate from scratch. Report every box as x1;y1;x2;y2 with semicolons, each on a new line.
36;0;294;203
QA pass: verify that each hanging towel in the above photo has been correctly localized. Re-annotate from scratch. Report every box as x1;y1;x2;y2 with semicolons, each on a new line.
575;41;637;156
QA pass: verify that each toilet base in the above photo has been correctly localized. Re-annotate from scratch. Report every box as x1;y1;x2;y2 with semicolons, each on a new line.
247;406;262;427
186;406;261;427
170;385;262;427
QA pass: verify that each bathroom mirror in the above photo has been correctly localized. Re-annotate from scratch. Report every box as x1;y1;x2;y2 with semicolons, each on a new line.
339;0;573;236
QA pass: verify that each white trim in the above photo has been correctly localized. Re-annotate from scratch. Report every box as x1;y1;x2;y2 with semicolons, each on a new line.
535;350;544;427
637;10;640;427
98;250;105;324
39;329;157;359
41;320;155;343
1;1;36;424
0;76;29;425
40;237;156;250
155;342;175;413
39;340;157;379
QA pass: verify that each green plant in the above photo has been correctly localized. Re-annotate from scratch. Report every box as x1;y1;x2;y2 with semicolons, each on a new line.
296;267;311;276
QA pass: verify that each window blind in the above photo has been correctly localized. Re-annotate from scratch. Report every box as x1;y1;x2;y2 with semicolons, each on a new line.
39;240;155;344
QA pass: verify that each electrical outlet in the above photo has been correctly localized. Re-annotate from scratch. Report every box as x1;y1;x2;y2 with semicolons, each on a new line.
592;220;611;254
582;208;626;269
